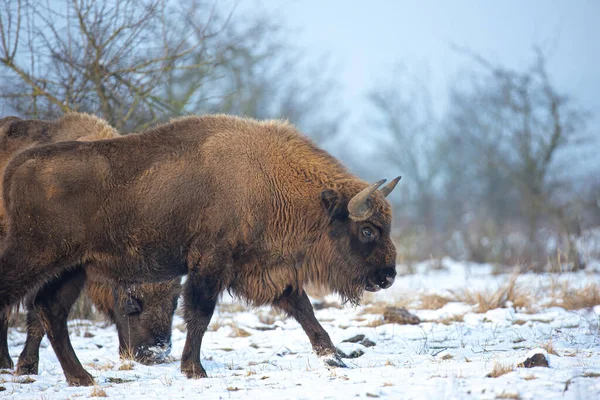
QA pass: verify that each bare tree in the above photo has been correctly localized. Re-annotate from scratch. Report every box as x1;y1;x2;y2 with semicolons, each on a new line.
368;66;442;231
1;0;252;132
445;47;590;267
1;0;341;142
187;15;342;143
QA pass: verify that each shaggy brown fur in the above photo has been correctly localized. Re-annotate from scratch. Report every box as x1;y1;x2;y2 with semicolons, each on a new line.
0;114;399;386
0;113;181;375
0;113;116;233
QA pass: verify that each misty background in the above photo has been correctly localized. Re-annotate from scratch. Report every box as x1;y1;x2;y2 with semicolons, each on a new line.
1;0;598;270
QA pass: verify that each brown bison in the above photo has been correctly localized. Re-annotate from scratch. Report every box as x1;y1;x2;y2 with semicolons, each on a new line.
0;114;181;374
0;114;400;386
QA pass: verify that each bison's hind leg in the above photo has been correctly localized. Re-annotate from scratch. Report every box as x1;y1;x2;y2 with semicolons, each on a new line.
0;310;13;369
15;294;45;375
32;268;95;386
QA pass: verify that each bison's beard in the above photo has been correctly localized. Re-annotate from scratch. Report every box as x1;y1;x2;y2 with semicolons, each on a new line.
330;275;368;307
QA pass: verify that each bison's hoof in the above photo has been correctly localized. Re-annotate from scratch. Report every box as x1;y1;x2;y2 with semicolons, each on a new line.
181;362;208;379
66;372;95;387
0;355;13;369
16;360;38;376
319;352;348;369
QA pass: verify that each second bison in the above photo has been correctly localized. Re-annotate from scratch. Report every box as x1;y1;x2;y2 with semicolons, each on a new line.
0;114;181;374
0;115;400;385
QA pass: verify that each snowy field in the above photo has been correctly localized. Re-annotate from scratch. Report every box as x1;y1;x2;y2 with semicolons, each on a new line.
2;259;600;399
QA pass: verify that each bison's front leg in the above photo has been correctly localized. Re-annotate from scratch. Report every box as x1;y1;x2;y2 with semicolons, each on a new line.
274;290;347;368
180;273;217;379
0;309;13;369
33;268;95;386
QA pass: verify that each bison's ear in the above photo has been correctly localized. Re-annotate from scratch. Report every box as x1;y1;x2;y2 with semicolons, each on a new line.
320;189;347;221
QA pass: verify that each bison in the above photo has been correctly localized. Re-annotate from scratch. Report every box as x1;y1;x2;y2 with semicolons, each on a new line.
0;114;181;374
0;114;400;386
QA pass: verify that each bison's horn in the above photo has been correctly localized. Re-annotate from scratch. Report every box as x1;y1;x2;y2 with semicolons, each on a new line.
348;179;387;219
380;176;402;198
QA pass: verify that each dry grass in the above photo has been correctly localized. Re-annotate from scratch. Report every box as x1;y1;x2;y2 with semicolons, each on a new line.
495;392;520;399
90;386;108;397
522;375;538;381
159;375;173;386
418;293;453;310
540;340;558;356
437;313;466;325
360;300;411;316
118;362;134;371
546;281;600;310
88;361;115;372
229;326;251;338
120;346;136;361
12;376;35;384
486;362;514;378
451;274;530;313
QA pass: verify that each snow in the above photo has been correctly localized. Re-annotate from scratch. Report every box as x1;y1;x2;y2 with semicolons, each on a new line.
2;260;600;399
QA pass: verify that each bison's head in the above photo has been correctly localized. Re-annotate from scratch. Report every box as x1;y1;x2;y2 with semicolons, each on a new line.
318;176;401;304
112;279;182;364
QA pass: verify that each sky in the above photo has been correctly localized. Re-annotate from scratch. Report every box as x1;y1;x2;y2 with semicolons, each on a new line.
246;0;599;149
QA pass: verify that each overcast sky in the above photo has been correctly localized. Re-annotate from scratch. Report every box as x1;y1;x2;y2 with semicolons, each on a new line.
248;0;599;146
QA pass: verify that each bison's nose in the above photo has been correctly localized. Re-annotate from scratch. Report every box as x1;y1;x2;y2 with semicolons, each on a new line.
377;267;396;289
137;340;172;364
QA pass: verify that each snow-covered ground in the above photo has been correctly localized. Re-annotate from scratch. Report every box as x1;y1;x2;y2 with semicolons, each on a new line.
2;259;600;399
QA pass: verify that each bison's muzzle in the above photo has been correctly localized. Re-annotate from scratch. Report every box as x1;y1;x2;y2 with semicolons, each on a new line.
135;340;172;364
365;267;396;292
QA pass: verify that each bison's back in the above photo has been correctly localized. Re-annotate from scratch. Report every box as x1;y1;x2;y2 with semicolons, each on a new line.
0;113;119;234
2;114;352;280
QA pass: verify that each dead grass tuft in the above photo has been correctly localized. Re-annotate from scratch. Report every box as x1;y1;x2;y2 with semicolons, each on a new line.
522;375;537;381
540;340;558;356
486;362;514;378
495;392;520;399
437;313;466;325
547;281;600;310
452;274;530;313
418;293;453;310
582;372;600;378
120;346;136;362
90;386;108;397
229;326;251;338
118;362;134;371
91;362;115;371
12;376;35;384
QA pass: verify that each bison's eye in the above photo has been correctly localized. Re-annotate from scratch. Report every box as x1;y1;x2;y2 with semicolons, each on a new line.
359;225;379;242
124;298;142;316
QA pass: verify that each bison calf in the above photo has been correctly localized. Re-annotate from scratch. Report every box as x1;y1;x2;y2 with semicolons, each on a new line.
0;115;400;386
0;114;181;378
